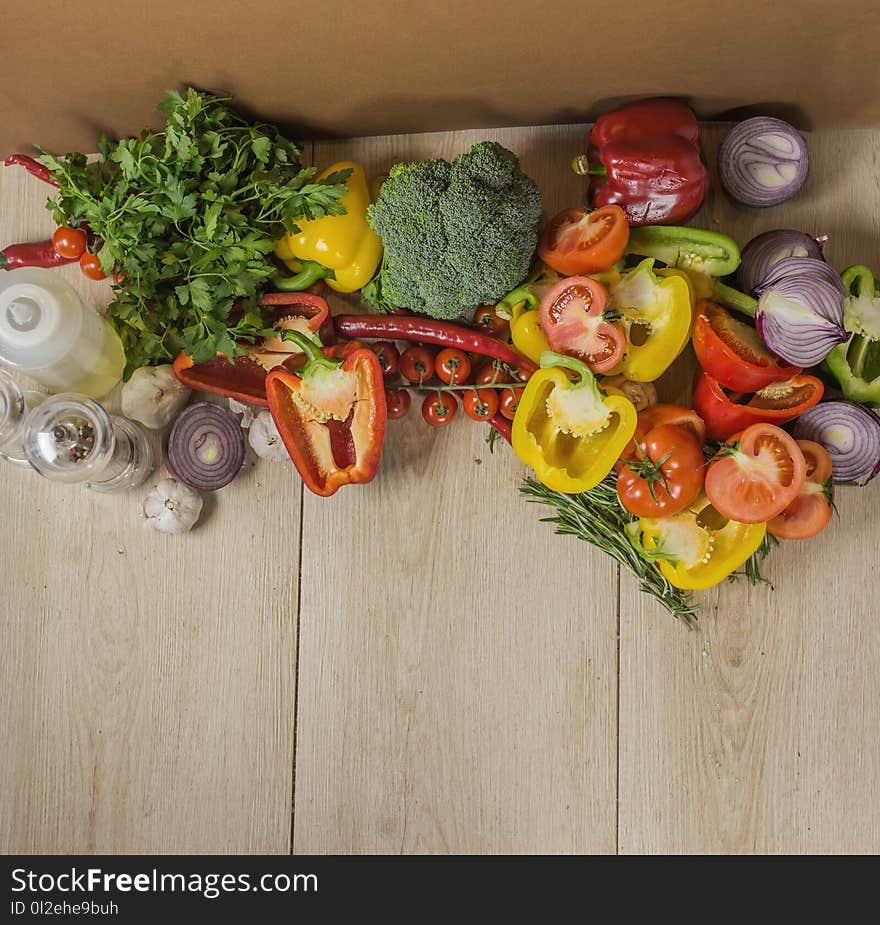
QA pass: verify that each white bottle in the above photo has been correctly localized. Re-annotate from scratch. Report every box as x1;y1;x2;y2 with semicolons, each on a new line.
0;267;125;398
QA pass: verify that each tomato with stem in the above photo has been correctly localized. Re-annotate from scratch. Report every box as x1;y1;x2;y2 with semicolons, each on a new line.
385;388;411;420
422;391;457;427
473;305;509;338
52;226;87;260
475;359;511;385
461;387;500;421
537;205;629;275
499;385;525;420
767;439;834;540
435;348;472;385
538;276;625;374
372;341;400;378
399;345;436;384
705;423;807;524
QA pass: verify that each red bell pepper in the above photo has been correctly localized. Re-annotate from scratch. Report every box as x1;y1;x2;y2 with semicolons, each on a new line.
172;292;331;405
266;332;387;497
576;99;709;226
692;368;824;441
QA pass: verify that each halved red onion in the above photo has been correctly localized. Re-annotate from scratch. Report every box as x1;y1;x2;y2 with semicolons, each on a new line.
739;229;826;294
755;257;847;367
793;401;880;484
168;401;245;491
719;117;809;207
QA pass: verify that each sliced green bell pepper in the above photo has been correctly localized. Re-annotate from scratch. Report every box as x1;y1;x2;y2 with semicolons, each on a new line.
627;226;741;277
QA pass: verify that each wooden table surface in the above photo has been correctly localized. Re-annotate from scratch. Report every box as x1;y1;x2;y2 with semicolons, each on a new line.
2;124;878;855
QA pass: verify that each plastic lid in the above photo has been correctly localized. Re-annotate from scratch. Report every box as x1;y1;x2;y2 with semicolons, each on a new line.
0;268;83;371
22;393;115;482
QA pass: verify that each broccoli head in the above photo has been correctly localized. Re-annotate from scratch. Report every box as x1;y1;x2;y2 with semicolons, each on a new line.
364;141;543;320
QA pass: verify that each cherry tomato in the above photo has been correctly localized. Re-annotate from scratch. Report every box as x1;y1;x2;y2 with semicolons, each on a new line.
617;423;705;517
767;440;834;540
421;391;457;427
79;252;107;280
475;360;511;385
435;348;472;385
538;276;625;374
51;225;87;260
399;345;435;384
372;341;400;378
385;388;411;420
538;205;630;276
692;369;824;442
693;300;800;391
705;423;807;524
461;387;500;421
473;305;509;338
499;385;525;421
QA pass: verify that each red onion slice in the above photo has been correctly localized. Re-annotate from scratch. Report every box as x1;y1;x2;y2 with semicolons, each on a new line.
719;117;809;207
739;229;825;294
755;257;847;367
167;401;246;491
793;401;880;484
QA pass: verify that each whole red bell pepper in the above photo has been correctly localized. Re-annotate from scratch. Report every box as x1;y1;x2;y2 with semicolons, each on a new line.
575;99;709;226
692;368;823;441
266;332;387;497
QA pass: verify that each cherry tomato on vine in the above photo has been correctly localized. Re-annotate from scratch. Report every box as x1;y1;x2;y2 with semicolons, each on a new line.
617;423;706;517
52;226;87;260
79;252;107;280
421;391;458;427
473;305;509;338
372;341;400;378
385;388;411;420
475;360;511;385
537;205;629;276
767;440;834;540
499;385;525;421
435;348;472;385
400;345;435;384
705;423;807;524
461;387;500;421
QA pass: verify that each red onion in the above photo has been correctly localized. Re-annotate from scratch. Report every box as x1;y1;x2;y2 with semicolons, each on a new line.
755;257;847;367
739;229;826;294
167;401;245;491
719;117;809;207
793;401;880;484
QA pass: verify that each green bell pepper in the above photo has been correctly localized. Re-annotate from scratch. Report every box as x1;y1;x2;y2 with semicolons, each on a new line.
627;226;741;277
823;265;880;406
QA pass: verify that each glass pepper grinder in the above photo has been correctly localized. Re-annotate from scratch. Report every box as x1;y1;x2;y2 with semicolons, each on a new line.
22;393;154;492
0;367;45;468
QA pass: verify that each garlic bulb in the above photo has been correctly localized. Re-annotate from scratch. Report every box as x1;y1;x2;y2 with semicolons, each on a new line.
228;397;257;428
142;478;203;534
248;410;290;462
122;365;191;429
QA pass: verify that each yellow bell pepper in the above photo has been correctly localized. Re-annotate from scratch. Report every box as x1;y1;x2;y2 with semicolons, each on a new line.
510;303;551;365
608;258;693;382
637;494;766;590
273;161;383;294
512;350;637;493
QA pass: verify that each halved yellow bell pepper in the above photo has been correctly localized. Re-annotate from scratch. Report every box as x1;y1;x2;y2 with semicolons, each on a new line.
274;161;383;294
510;303;551;365
512;350;637;493
636;494;766;590
608;258;693;382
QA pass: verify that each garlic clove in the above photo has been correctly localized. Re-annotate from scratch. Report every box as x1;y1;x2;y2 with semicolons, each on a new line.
122;365;191;430
248;410;290;462
142;477;203;534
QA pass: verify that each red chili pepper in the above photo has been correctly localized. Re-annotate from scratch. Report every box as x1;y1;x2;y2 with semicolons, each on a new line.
1;240;77;270
578;99;708;226
265;333;387;497
3;154;59;187
488;412;512;444
333;315;538;377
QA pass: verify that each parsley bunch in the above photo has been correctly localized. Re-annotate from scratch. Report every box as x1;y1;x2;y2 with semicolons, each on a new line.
40;89;351;377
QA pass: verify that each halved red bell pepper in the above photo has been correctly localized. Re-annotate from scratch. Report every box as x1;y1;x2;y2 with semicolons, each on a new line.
172;292;331;406
266;333;387;497
692;368;823;441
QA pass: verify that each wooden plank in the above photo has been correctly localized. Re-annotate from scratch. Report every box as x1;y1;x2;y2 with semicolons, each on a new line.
0;153;305;853
618;127;880;854
294;127;618;854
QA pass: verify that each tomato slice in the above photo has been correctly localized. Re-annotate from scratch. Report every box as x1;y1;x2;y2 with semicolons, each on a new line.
767;440;834;540
538;276;625;374
538;205;630;276
705;424;807;524
692;300;800;391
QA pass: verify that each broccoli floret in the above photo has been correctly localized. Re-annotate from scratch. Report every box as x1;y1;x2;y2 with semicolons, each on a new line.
365;141;542;320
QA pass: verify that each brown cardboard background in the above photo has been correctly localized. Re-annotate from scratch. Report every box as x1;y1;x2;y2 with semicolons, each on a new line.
3;0;879;152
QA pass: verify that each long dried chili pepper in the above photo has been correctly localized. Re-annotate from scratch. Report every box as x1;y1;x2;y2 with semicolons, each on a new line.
333;315;537;376
1;240;76;270
4;155;59;187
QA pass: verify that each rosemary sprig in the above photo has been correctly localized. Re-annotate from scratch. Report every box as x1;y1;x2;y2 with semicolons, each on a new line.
728;532;779;586
520;475;699;626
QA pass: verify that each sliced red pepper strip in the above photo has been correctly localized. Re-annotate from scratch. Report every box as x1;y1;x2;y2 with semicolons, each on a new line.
3;154;59;187
266;332;387;497
692;369;824;441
